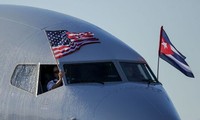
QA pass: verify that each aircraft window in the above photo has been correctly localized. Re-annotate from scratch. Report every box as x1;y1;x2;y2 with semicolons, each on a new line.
63;62;121;84
11;64;38;94
120;62;157;83
37;65;63;95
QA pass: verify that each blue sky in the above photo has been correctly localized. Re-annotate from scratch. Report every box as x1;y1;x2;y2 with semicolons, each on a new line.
1;0;200;120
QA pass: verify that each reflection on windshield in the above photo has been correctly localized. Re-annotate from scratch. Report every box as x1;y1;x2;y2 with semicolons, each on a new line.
120;62;157;83
63;62;121;84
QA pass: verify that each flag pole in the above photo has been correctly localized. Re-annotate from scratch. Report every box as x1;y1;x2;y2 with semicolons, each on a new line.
156;54;160;80
156;26;163;80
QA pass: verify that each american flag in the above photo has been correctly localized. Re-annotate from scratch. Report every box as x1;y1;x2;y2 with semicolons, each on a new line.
46;30;99;59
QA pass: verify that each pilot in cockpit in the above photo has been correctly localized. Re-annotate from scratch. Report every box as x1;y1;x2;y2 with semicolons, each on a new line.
47;66;63;91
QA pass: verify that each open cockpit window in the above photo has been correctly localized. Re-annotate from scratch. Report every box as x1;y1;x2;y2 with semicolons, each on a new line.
38;64;63;95
120;62;158;83
11;64;63;95
63;62;121;84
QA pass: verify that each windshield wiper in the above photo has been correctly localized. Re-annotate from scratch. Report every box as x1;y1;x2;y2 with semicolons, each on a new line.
70;80;104;85
139;79;157;86
89;80;104;85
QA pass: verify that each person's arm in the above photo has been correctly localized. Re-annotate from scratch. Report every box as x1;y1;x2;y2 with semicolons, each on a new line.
51;72;63;90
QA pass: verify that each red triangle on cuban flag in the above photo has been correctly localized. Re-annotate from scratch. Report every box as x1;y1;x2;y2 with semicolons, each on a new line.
160;37;173;55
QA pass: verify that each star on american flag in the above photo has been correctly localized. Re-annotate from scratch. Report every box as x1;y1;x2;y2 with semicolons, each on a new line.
46;30;100;59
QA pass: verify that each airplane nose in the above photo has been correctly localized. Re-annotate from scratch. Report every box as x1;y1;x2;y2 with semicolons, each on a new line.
94;85;180;120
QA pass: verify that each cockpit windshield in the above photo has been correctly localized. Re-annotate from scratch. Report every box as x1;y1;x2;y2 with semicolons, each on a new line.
120;62;157;83
63;62;121;84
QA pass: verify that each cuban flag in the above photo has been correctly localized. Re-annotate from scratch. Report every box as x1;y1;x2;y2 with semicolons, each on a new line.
159;26;194;78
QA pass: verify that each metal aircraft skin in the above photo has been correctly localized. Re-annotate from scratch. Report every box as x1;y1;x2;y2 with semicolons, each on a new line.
0;5;180;120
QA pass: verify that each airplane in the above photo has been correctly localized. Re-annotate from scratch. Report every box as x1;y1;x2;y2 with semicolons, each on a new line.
0;5;180;120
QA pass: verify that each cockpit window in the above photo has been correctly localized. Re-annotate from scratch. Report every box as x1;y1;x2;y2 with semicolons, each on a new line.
11;64;63;95
120;62;157;83
38;65;63;94
63;62;121;84
11;64;38;94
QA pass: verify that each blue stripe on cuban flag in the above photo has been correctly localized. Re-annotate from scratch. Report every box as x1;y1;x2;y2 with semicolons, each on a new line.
159;27;194;78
